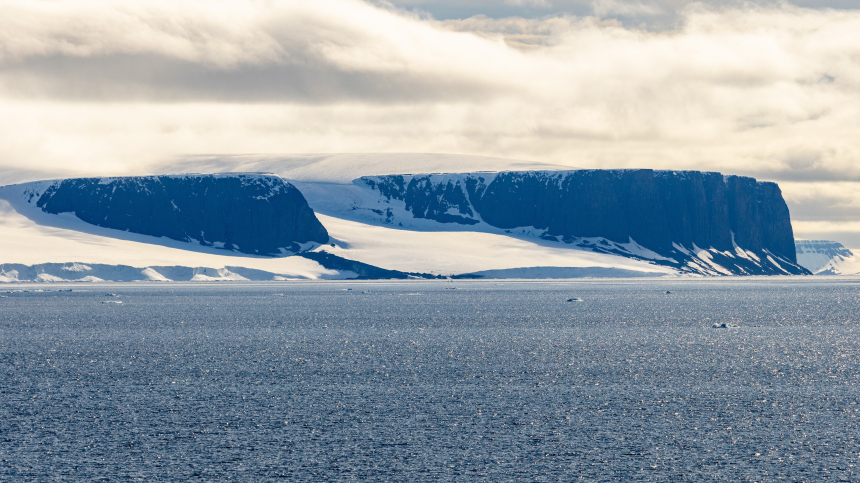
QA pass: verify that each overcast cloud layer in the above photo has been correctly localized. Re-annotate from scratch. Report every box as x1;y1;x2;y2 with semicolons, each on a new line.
1;0;859;245
384;0;860;24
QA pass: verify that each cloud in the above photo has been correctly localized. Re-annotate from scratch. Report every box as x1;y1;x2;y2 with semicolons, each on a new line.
434;14;584;48
794;221;860;233
384;0;856;24
779;181;860;220
1;0;859;242
505;0;552;7
0;0;530;103
590;0;664;18
792;221;860;249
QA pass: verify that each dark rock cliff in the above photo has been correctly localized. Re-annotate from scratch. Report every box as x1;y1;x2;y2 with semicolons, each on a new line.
361;169;807;275
34;174;328;255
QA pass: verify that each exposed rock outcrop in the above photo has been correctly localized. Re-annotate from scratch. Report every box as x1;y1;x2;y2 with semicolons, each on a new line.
30;174;328;255
360;169;808;275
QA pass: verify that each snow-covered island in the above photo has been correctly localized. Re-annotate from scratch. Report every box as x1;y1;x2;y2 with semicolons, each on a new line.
0;154;828;282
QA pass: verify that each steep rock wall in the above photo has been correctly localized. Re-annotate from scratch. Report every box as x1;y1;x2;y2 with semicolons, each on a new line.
361;169;804;274
33;174;328;255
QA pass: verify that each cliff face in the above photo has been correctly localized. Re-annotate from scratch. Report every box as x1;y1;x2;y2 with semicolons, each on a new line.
34;174;328;255
361;169;806;275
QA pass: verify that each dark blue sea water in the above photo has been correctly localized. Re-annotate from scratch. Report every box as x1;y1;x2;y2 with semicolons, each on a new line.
2;279;860;481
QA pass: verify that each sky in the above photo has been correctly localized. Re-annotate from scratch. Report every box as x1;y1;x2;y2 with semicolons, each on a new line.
1;0;859;245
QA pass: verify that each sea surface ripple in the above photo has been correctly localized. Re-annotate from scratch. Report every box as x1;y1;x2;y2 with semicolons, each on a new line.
2;279;859;481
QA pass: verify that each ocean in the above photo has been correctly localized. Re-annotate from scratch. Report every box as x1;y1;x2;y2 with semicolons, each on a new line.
2;279;859;481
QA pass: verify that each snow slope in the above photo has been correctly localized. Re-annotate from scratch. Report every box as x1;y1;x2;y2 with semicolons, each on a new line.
316;214;673;276
0;196;349;281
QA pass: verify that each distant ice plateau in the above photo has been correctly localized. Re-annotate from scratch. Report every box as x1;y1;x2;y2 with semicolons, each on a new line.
0;153;837;282
794;240;860;275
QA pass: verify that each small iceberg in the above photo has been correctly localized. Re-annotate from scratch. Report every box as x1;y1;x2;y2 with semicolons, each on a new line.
712;323;739;328
101;300;123;304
